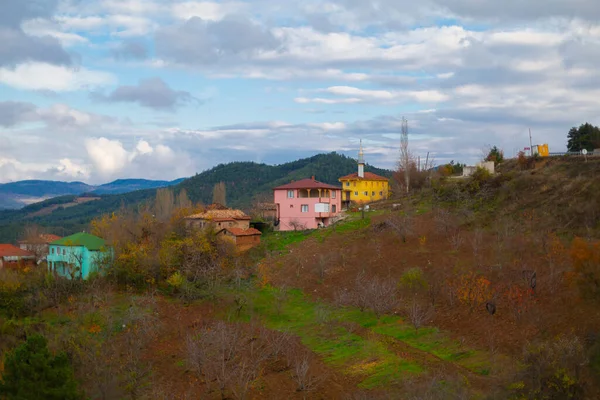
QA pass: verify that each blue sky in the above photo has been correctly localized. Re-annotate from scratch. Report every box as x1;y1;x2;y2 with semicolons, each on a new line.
1;0;600;183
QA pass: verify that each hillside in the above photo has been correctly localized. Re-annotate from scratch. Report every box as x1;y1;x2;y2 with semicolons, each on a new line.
0;178;184;210
0;152;391;243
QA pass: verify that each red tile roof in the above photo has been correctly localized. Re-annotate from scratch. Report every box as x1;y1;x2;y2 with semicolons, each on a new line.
0;244;35;258
273;178;341;190
18;234;61;244
339;172;389;181
221;228;262;237
186;209;251;220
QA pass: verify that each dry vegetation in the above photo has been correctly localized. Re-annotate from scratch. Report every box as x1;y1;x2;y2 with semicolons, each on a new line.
2;158;600;399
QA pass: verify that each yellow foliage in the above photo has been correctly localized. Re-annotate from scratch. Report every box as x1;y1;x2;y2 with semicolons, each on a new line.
456;272;492;310
167;271;184;288
257;261;271;288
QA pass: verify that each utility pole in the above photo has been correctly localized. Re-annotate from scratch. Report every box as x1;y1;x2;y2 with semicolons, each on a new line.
529;128;533;157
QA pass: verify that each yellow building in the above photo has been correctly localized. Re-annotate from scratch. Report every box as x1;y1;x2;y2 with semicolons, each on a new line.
339;141;390;207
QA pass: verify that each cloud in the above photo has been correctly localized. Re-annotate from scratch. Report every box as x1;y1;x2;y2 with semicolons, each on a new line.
91;77;196;110
0;101;37;127
0;0;72;67
85;138;130;176
111;40;148;60
172;1;248;21
155;15;281;65
0;63;115;91
296;86;449;104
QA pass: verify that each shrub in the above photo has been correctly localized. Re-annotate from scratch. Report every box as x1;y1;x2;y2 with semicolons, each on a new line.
510;335;586;399
0;334;82;400
399;268;428;294
570;237;600;301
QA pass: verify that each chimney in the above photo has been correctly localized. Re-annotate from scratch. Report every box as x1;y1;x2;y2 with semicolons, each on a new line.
311;175;315;180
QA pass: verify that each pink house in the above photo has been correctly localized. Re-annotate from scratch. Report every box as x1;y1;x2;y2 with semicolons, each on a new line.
273;177;342;231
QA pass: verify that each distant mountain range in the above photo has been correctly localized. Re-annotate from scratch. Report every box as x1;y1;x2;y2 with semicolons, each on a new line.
0;178;185;210
0;152;392;243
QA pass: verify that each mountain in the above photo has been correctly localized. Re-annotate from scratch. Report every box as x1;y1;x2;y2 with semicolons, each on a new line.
0;178;184;210
92;179;186;195
0;152;392;243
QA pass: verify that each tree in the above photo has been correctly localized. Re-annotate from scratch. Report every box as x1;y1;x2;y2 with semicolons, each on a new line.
154;188;174;222
567;123;600;152
0;334;82;400
485;146;504;165
212;182;227;206
398;117;412;193
176;188;192;210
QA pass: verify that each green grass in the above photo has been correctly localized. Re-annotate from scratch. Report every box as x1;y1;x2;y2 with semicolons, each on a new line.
230;286;423;388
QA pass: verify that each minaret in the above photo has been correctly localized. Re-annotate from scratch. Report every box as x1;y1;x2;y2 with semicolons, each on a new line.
358;139;365;178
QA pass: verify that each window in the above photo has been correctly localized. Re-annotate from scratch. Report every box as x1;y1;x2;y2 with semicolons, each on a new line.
372;191;375;196
332;205;337;213
290;204;293;208
62;249;66;255
301;204;309;212
345;182;350;187
332;191;336;199
380;191;383;196
364;191;368;196
354;191;358;196
287;190;294;198
51;247;54;254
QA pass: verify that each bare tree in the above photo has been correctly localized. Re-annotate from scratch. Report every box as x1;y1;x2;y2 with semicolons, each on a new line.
288;219;307;231
407;298;434;333
155;188;175;222
291;349;323;392
398;117;411;193
212;182;227;206
176;188;192;210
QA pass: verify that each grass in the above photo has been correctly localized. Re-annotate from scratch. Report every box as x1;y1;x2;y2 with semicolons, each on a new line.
260;212;373;254
230;286;423;388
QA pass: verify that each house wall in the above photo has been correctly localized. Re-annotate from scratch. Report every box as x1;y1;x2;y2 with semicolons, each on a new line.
274;188;342;231
340;179;389;204
236;235;261;247
47;245;109;279
0;257;35;270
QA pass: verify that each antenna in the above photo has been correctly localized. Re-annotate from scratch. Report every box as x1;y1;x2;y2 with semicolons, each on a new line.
529;128;533;157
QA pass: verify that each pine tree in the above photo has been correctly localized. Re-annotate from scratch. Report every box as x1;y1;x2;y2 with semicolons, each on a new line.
567;123;600;152
0;335;82;400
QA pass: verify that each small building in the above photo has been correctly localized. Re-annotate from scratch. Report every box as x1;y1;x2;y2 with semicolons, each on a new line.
339;141;390;207
217;227;262;250
254;203;278;221
47;233;112;280
0;244;36;270
185;209;252;231
462;161;495;177
18;233;61;260
273;177;342;231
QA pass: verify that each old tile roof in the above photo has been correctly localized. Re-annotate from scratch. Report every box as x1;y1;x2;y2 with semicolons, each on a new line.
221;228;262;236
186;209;251;221
273;178;342;190
50;232;106;251
0;244;35;258
338;172;389;181
18;233;61;245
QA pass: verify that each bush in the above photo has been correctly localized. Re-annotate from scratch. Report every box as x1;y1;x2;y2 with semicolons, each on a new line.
399;268;428;294
0;334;83;400
510;335;586;399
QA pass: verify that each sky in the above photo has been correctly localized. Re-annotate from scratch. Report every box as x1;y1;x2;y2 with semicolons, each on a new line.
1;0;600;184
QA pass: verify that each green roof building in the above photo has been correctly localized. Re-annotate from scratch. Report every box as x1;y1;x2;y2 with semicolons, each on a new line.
47;233;112;280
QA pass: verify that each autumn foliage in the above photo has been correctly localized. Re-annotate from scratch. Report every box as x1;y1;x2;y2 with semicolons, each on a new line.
570;237;600;301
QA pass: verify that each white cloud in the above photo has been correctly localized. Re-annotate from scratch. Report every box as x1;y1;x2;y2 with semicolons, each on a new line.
136;139;153;155
56;158;89;179
172;1;248;21
0;63;115;91
296;86;450;104
85;138;130;176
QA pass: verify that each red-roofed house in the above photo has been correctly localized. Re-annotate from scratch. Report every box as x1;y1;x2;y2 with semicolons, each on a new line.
0;244;36;269
18;233;62;260
217;227;262;249
273;176;342;231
